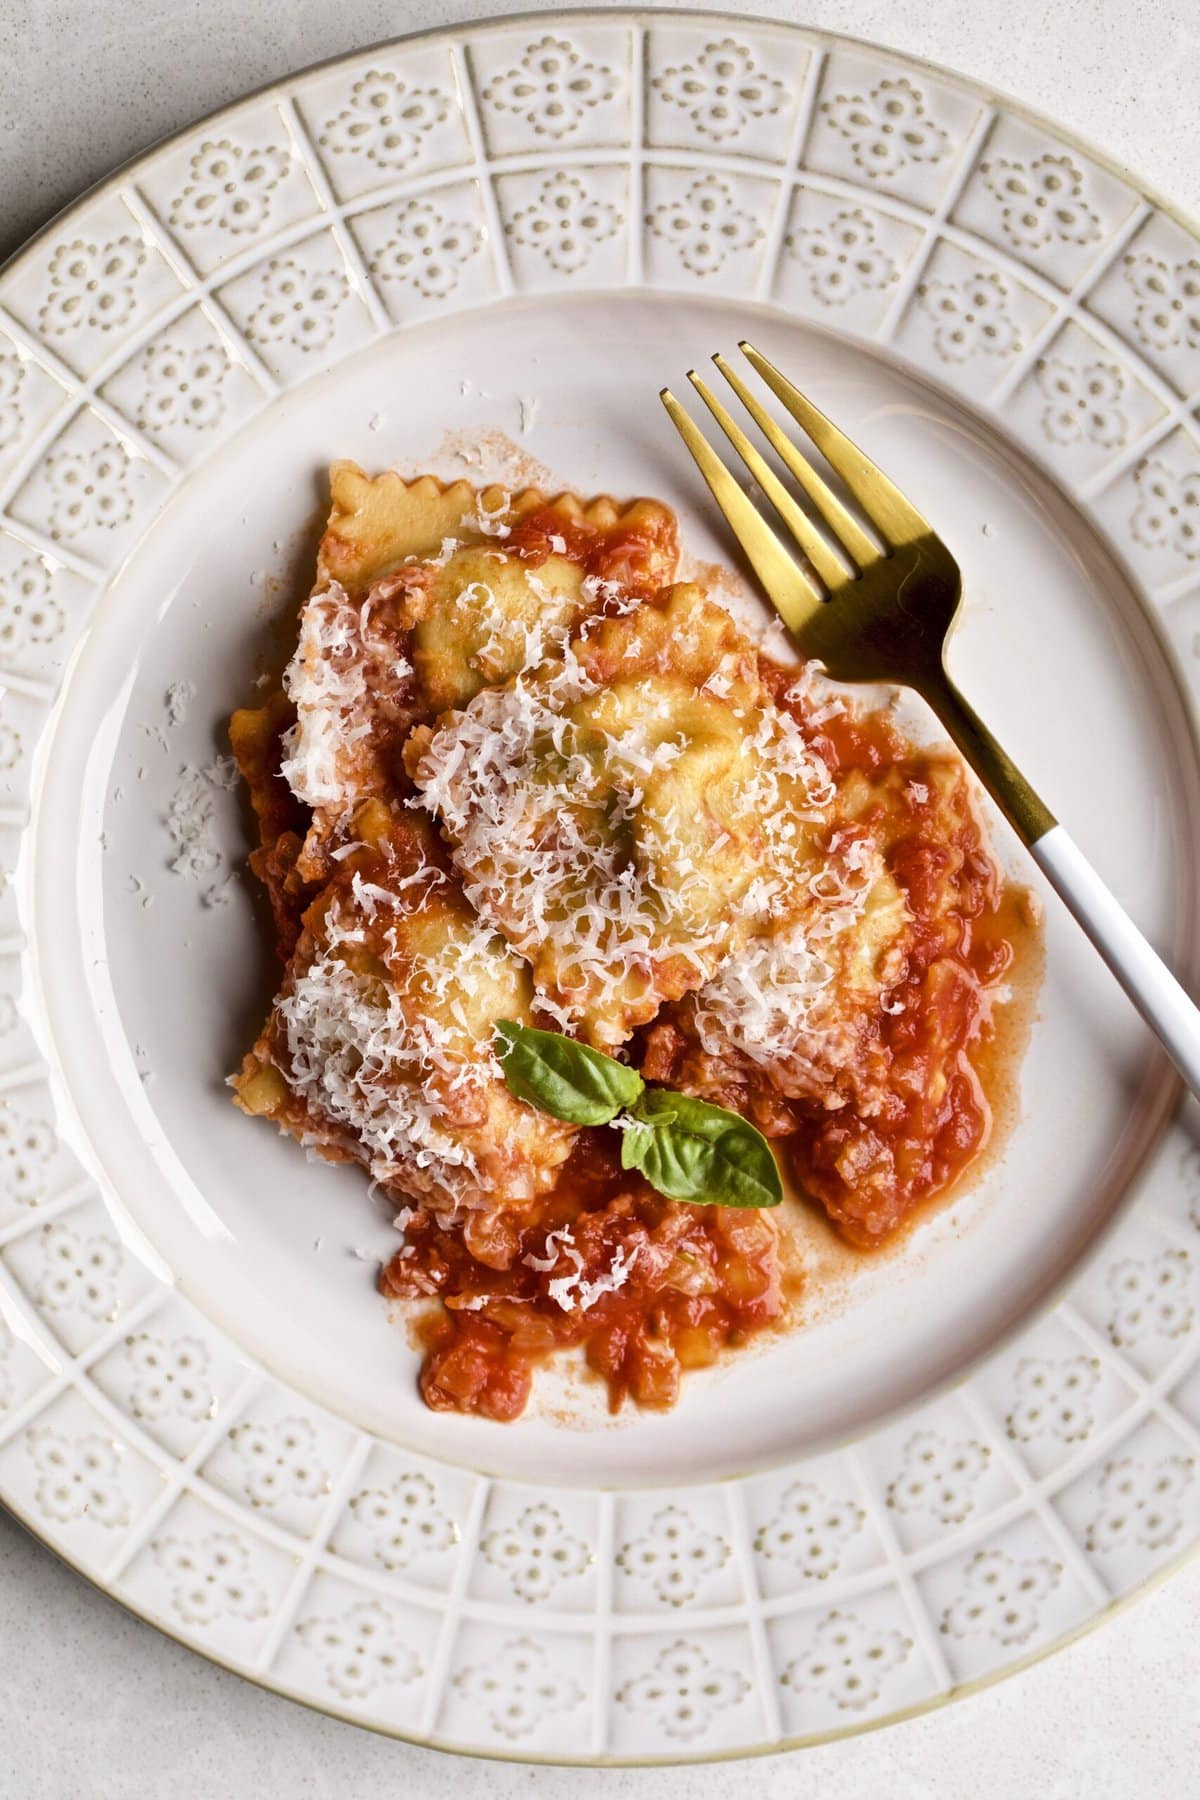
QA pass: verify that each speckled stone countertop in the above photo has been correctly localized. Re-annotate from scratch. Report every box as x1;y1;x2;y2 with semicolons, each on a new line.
0;1;1197;1793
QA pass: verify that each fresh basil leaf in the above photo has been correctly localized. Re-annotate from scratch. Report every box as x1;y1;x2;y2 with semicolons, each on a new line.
624;1088;783;1208
619;1121;655;1172
493;1026;782;1206
493;1021;644;1126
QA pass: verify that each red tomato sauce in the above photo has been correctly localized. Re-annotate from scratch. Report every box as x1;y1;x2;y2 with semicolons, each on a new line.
381;1133;786;1423
503;505;679;599
383;675;1033;1418
776;675;1025;1247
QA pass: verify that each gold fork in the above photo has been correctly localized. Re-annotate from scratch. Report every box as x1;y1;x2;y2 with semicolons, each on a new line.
661;342;1200;1096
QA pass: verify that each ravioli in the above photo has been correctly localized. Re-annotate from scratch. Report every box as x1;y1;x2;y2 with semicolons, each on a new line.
643;822;911;1125
227;461;1031;1412
231;464;678;890
406;584;839;1048
232;813;576;1217
642;752;1007;1182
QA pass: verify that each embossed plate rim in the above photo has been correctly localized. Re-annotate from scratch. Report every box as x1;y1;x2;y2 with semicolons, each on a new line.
0;6;1197;1763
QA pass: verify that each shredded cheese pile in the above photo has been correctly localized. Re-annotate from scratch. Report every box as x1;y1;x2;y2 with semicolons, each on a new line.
258;518;913;1230
523;1223;641;1313
276;863;531;1211
691;835;879;1078
408;620;838;1044
279;581;375;810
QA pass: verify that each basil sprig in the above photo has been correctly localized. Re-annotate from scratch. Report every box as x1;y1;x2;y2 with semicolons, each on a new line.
494;1021;782;1209
493;1021;645;1125
618;1087;782;1210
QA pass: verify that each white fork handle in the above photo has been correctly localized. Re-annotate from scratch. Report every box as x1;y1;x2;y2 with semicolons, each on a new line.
1032;825;1200;1095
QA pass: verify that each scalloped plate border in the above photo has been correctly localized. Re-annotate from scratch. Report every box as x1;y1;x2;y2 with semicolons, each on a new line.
0;9;1197;1764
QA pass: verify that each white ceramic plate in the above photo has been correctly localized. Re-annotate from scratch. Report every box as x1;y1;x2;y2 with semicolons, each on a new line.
0;9;1198;1762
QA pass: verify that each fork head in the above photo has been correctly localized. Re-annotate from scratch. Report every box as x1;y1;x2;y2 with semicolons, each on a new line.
660;342;963;701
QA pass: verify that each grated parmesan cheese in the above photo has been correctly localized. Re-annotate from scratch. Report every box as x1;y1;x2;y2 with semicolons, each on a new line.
279;580;371;809
690;835;881;1081
165;762;233;880
164;679;195;727
473;490;512;539
268;853;574;1214
409;593;839;1045
525;1224;641;1313
278;945;487;1198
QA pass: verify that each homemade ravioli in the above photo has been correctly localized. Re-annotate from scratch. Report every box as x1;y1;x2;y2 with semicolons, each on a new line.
232;814;576;1216
228;464;1035;1422
406;584;839;1048
670;825;909;1101
230;463;678;889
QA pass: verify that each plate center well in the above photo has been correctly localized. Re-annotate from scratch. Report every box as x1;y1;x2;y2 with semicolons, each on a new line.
32;293;1197;1485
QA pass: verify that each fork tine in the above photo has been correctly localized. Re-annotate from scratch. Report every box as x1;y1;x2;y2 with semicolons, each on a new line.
659;388;823;636
711;354;881;570
740;342;930;547
686;369;851;591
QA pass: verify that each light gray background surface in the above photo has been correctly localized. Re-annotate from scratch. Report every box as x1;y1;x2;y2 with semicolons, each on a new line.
2;1;1198;1794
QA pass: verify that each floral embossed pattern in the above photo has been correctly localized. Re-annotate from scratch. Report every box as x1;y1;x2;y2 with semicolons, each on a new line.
617;1640;750;1742
653;38;785;145
246;258;349;356
1129;461;1200;564
347;1470;456;1570
647;173;765;278
1106;1249;1195;1345
365;198;483;300
168;140;290;239
1086;1454;1194;1554
940;1549;1060;1647
123;1330;214;1423
136;340;230;435
154;1531;268;1627
42;439;133;540
753;1480;865;1581
917;271;1021;363
506;171;621;276
781;1609;911;1713
0;1104;55;1203
26;1425;131;1529
1001;320;1166;478
38;237;147;338
453;1637;585;1741
1122;253;1200;353
0;555;66;664
616;1506;729;1606
821;77;949;183
787;208;898;306
33;1221;121;1321
981;154;1100;252
482;1501;590;1602
228;1414;329;1510
887;1430;990;1526
296;1599;423;1700
481;36;616;143
1006;1356;1100;1443
1036;355;1128;448
319;69;450;174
